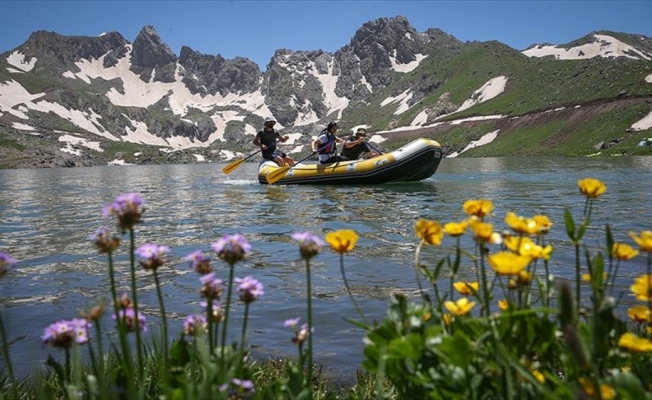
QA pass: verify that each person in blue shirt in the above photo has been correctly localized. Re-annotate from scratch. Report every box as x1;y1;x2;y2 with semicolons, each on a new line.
312;121;347;164
253;117;294;167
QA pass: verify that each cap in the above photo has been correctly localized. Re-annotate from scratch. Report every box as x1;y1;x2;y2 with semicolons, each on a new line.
264;116;276;124
355;128;367;135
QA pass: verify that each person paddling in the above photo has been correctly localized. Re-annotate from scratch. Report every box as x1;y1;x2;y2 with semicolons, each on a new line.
253;117;294;167
340;128;380;160
312;121;347;164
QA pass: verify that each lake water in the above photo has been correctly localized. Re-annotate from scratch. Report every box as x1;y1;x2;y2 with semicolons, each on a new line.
1;156;652;380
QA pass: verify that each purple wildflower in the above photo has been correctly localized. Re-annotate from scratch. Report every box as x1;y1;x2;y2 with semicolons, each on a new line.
235;276;264;303
211;234;251;264
200;272;224;299
183;314;207;336
292;323;314;346
113;307;147;333
90;226;121;253
135;243;170;270
283;317;301;328
102;193;145;233
220;378;255;396
185;250;213;274
200;300;224;323
291;232;325;260
42;318;90;348
0;252;16;277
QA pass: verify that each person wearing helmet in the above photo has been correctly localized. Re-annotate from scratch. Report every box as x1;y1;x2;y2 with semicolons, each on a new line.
253;116;294;167
340;127;380;160
312;121;348;164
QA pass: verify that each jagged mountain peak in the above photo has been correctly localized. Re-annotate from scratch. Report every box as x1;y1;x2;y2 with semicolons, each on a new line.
130;24;177;83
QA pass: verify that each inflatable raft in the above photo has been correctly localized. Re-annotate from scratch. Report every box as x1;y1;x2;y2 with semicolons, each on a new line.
258;138;443;185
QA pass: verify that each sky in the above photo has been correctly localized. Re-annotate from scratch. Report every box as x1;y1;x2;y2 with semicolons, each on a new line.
2;1;652;70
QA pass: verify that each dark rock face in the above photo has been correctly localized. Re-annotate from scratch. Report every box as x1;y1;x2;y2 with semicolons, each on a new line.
13;30;129;76
130;25;177;83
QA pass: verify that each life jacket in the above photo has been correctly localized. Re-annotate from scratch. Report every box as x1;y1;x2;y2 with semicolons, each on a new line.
317;130;336;155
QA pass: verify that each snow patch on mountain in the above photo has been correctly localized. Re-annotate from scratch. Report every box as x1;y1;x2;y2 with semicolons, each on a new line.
381;89;415;115
309;59;349;119
646;73;652;83
454;76;508;114
631;110;652;131
523;34;651;60
59;134;103;155
0;80;46;119
389;52;428;73
447;130;500;158
6;51;37;72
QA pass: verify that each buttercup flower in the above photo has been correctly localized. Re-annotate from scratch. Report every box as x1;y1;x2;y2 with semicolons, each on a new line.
631;275;652;301
629;230;652;253
90;227;120;253
291;232;325;259
102;193;145;233
211;234;251;264
463;199;494;219
504;236;553;260
183;314;207;336
444;298;476;316
578;178;606;199
618;332;652;352
505;212;539;235
185;250;213;274
42;318;90;348
325;229;359;253
627;305;651;323
613;242;639;261
444;220;468;237
0;251;16;277
498;299;510;311
135;243;170;270
582;272;607;284
469;220;500;244
488;252;531;276
415;219;443;246
442;313;453;327
200;273;224;299
579;377;616;400
113;307;147;332
235;276;264;303
532;215;553;234
453;282;479;296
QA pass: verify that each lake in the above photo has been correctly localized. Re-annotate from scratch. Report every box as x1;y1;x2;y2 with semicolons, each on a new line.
1;156;651;379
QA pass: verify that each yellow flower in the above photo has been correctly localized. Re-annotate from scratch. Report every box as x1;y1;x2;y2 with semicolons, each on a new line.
415;219;443;246
487;252;531;276
618;332;652;352
627;305;651;323
517;270;532;286
613;242;639;260
504;236;553;260
578;178;606;199
532;214;552;234
453;282;479;296
444;298;476;316
469;220;495;243
463;199;494;219
325;230;358;254
444;220;468;237
532;370;545;384
631;275;652;301
504;212;539;235
629;230;652;253
579;377;616;400
442;313;452;327
498;299;509;311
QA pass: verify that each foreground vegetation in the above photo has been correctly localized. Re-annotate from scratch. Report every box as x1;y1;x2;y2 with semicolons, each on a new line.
1;178;652;399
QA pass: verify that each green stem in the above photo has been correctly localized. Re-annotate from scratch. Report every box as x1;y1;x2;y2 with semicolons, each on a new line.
339;254;369;325
0;310;17;399
574;242;581;315
220;262;236;375
207;298;214;352
479;244;491;316
306;258;314;400
238;303;250;375
107;252;134;395
128;228;144;375
414;241;426;302
647;254;651;321
153;270;168;361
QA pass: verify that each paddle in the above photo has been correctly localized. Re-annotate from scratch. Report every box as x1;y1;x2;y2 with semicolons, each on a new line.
266;140;333;184
365;140;384;156
222;140;279;175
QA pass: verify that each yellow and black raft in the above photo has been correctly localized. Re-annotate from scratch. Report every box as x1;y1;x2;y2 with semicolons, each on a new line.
258;138;443;185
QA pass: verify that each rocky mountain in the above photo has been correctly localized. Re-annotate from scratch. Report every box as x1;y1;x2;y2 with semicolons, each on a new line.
1;16;652;168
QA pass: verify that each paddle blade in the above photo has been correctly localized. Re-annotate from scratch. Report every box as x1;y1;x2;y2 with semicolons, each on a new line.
222;159;245;174
266;166;291;184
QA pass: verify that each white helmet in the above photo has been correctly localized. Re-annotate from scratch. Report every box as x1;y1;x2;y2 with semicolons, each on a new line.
264;116;276;124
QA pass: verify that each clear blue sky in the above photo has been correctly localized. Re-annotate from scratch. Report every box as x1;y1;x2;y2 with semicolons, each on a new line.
2;1;651;70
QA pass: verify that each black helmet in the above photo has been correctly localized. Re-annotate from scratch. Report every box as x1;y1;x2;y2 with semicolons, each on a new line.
326;121;338;131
